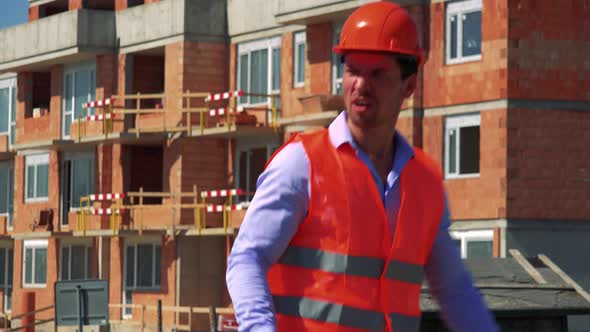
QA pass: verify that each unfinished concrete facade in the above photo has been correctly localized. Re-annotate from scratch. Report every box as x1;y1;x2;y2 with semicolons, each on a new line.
0;0;589;330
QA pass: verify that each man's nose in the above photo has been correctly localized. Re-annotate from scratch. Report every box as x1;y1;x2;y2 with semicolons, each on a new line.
354;73;372;94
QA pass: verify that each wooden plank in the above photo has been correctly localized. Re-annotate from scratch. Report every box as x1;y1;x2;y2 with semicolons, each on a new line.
215;307;235;315
113;94;165;100
538;254;590;304
509;249;547;284
10;305;54;320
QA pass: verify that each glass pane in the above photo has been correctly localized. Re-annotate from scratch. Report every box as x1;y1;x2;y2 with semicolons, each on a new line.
26;165;35;199
61;247;70;280
125;246;135;288
5;288;11;311
124;290;132;316
333;23;344;81
71;246;86;280
459;126;480;174
0;166;7;213
250;49;268;104
154;246;161;287
37;164;49;198
65;73;73;113
25;248;32;284
137;244;153;288
449;14;458;59
34;248;47;284
10;86;15;123
72;158;91;208
0;248;5;285
467;240;493;258
7;249;13;285
0;88;9;133
462;11;482;57
448;128;457;174
272;48;281;91
87;246;92;278
74;70;90;119
238;54;249;104
64;113;72;137
297;43;305;84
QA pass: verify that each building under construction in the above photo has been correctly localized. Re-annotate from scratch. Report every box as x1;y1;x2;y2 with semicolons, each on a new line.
0;0;588;330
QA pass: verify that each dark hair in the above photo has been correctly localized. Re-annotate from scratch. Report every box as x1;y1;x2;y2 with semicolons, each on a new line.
340;53;419;81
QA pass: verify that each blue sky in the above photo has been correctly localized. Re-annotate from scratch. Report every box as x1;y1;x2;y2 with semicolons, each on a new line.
0;0;28;29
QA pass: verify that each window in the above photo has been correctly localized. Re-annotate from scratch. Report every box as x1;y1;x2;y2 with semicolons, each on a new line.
60;242;92;281
237;37;281;105
23;240;48;288
293;31;306;87
451;230;493;258
0;77;16;146
446;0;482;64
25;154;50;202
63;63;96;138
123;240;161;317
235;140;279;202
0;247;13;312
332;22;344;95
61;152;95;225
445;113;480;178
0;161;14;230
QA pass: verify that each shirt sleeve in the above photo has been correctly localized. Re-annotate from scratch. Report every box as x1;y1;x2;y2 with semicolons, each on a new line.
424;195;500;332
226;142;310;332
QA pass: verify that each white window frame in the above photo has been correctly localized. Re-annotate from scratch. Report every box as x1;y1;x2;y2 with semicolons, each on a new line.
24;153;50;203
22;239;48;288
332;21;344;95
450;230;493;259
234;137;279;202
0;161;14;231
59;239;92;281
122;238;162;319
444;113;480;179
62;62;96;139
293;31;306;88
0;77;16;147
446;0;483;64
0;245;13;313
237;37;281;107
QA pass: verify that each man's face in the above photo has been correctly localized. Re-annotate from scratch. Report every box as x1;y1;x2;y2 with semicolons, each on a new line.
342;52;416;130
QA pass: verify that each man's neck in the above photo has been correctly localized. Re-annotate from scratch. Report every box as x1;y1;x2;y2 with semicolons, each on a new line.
347;119;396;182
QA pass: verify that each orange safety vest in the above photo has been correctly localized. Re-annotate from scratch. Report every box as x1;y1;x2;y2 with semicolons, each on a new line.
267;130;444;332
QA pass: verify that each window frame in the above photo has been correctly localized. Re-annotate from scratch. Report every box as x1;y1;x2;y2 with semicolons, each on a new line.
59;239;92;281
0;161;14;231
0;77;16;147
63;152;95;213
122;238;162;319
445;0;483;65
234;138;279;202
62;62;97;139
236;37;281;107
450;229;493;259
22;239;48;288
332;21;344;95
293;31;306;88
444;113;481;179
24;153;50;203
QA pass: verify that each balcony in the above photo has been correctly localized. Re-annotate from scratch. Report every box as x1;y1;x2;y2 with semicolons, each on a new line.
0;9;116;72
116;0;226;54
227;0;281;38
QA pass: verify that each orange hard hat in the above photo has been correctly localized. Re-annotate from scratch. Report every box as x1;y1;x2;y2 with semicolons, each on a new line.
333;2;425;65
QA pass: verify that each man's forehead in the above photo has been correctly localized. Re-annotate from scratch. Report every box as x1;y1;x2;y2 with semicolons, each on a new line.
344;52;395;69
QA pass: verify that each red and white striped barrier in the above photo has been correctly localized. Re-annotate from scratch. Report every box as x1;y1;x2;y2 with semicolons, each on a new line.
208;107;244;117
205;90;244;102
89;193;126;201
83;98;114;108
206;202;249;213
86;113;112;121
90;208;126;215
201;189;245;198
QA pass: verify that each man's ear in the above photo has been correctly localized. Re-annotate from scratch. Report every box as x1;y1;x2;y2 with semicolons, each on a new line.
402;74;418;99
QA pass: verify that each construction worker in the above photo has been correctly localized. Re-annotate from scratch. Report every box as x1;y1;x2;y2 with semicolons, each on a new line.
227;2;499;331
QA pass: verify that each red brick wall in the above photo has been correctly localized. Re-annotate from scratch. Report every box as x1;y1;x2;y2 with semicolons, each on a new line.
182;41;228;94
97;55;118;100
506;109;590;219
423;0;508;107
69;0;83;10
279;31;307;118
28;6;40;21
422;109;507;220
133;55;165;95
307;22;332;96
395;115;422;147
507;1;590;100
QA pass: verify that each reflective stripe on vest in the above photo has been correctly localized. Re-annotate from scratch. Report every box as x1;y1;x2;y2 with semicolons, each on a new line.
279;246;424;284
273;295;420;332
